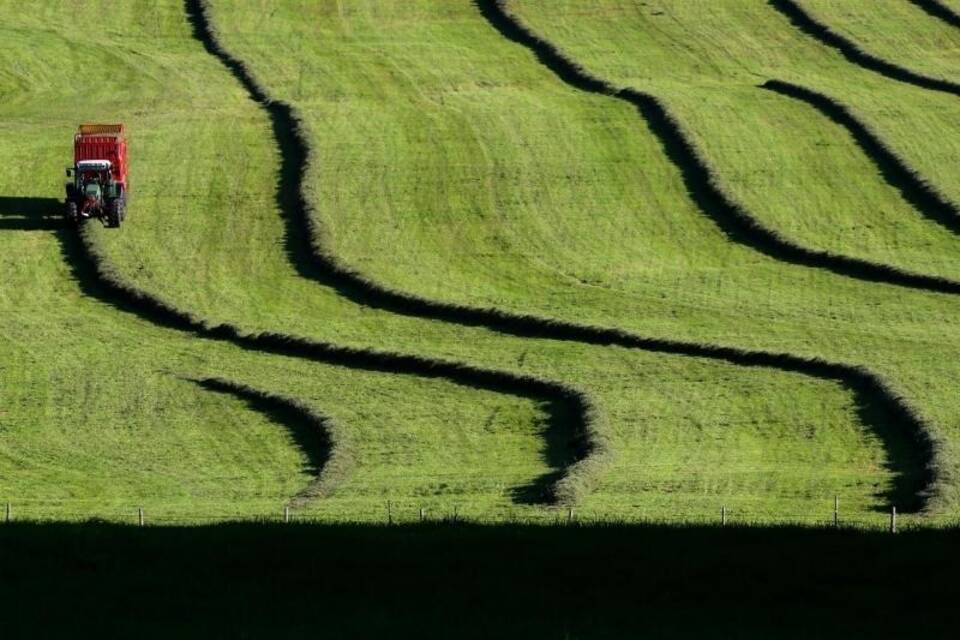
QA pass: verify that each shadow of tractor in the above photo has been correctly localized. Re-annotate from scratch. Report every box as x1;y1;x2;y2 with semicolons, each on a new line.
0;196;63;231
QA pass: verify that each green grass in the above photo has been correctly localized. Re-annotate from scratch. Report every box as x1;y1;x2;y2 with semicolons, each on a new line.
0;1;556;522
801;0;960;84
1;0;959;524
201;0;960;512
504;0;960;279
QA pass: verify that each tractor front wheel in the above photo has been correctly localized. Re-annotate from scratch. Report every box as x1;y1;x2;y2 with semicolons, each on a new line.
107;198;124;228
65;201;79;225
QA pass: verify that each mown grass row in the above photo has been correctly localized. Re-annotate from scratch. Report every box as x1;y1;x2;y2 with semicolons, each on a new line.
489;0;960;296
80;217;605;506
0;0;944;520
909;0;960;28
798;0;960;86
26;0;881;520
510;1;960;277
501;0;960;511
190;377;349;506
195;0;941;511
479;0;946;509
200;0;960;515
0;1;580;520
0;192;552;519
760;79;960;236
770;0;960;96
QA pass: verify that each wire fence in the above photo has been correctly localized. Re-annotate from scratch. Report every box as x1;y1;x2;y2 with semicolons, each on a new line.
3;499;959;531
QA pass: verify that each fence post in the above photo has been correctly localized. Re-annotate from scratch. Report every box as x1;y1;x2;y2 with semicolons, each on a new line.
419;507;424;523
721;505;726;527
834;496;839;527
567;507;574;525
387;500;392;525
138;507;144;527
284;506;290;524
4;502;9;523
890;506;897;534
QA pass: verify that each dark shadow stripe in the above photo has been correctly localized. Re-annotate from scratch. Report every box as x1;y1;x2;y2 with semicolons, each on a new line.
5;522;960;637
761;79;960;235
908;0;960;29
769;0;960;97
190;377;350;507
0;218;63;231
0;197;66;231
469;0;939;511
186;0;939;511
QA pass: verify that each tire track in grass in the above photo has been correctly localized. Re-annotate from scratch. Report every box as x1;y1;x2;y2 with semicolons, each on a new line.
186;0;941;511
769;0;960;97
761;79;960;236
190;378;350;508
908;0;960;29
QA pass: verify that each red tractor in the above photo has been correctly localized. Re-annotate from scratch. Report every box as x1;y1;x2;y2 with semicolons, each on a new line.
65;124;128;228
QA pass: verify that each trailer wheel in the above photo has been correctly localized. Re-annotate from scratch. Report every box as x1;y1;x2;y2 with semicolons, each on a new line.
66;201;79;225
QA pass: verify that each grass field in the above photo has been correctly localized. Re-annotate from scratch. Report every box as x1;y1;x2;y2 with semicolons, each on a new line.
802;0;960;85
2;0;960;529
9;1;960;635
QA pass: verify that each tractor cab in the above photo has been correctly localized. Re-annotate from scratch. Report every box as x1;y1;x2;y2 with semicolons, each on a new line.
82;181;103;210
69;160;112;193
84;182;102;199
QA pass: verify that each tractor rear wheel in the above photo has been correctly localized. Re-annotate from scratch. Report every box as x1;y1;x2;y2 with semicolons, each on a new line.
107;198;124;228
66;201;79;225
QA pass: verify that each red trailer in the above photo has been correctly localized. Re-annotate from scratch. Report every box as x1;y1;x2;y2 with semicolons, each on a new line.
65;124;128;227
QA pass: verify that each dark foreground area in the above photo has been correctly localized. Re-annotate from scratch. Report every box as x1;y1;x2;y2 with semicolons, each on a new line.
1;522;958;638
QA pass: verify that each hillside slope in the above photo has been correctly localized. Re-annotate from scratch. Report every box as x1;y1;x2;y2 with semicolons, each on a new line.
1;0;958;523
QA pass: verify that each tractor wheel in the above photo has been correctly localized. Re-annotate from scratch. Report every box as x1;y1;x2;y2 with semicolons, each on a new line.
107;198;124;228
65;201;79;225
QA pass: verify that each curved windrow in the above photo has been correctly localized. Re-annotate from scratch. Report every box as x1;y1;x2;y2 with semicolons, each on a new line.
909;0;960;29
769;0;960;97
480;1;960;297
191;378;350;507
7;0;902;513
187;0;943;511
760;79;960;236
73;218;604;506
479;0;945;511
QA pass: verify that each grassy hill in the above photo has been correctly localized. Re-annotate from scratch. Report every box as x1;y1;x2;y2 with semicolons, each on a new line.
1;0;960;526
